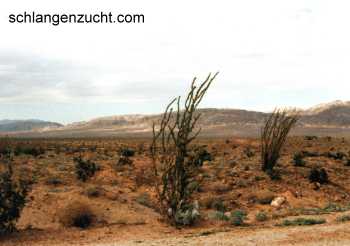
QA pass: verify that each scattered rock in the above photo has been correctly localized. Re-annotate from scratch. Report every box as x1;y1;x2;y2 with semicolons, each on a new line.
271;196;286;208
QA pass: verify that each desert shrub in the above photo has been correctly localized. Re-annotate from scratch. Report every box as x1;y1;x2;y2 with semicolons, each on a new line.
301;150;320;157
293;152;306;167
261;109;299;175
325;151;346;160
305;136;318;141
336;214;350;222
208;211;229;221
45;176;63;186
85;185;102;198
309;167;328;184
14;145;44;157
322;203;350;213
174;201;200;226
0;140;12;156
256;211;268;222
117;156;133;166
280;217;325;226
58;201;96;229
119;146;135;157
189;145;212;167
74;157;99;182
0;159;28;235
150;72;218;226
243;147;255;158
265;169;281;180
212;199;226;212
230;210;247;226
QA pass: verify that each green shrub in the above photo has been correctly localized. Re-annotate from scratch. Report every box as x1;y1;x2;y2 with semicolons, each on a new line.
230;210;247;226
325;151;346;160
208;211;229;221
305;136;318;141
280;217;325;226
323;203;349;213
211;198;226;212
301;151;319;157
117;156;133;166
174;202;201;226
256;211;268;222
309;167;328;184
293;152;306;167
336;215;350;222
0;162;28;235
74;157;99;182
243;147;255;158
14;145;44;157
45;176;63;186
189;146;212;166
119;147;135;157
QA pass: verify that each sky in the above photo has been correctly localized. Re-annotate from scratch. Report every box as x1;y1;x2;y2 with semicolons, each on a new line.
0;0;349;124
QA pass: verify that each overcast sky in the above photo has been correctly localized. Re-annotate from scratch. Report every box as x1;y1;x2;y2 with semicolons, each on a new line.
0;0;349;124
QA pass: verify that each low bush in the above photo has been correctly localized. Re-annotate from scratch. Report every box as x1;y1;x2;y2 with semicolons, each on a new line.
117;156;133;166
256;211;268;222
74;157;100;182
309;167;328;184
189;146;212;167
58;201;96;229
325;151;346;160
243;147;255;158
230;210;247;226
336;214;350;222
0;162;28;235
293;152;306;167
119;147;135;157
280;217;326;226
45;176;63;186
14;145;44;157
305;136;318;141
208;211;229;221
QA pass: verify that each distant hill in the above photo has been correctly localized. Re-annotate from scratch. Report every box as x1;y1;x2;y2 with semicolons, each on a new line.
4;100;350;138
0;119;63;133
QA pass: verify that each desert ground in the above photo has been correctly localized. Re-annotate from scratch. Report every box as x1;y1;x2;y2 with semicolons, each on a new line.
2;136;350;245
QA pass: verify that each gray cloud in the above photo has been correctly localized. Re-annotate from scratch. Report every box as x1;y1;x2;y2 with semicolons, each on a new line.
0;51;189;104
0;51;101;101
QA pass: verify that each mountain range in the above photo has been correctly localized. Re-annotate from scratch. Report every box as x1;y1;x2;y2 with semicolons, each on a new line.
3;100;350;138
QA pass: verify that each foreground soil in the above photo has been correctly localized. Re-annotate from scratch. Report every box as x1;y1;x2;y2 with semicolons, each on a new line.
1;136;350;245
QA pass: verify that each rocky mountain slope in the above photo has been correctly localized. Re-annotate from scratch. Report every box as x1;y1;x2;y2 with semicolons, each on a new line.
0;119;63;133
4;100;350;137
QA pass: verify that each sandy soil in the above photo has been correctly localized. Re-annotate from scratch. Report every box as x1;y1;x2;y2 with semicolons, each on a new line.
109;222;350;246
2;136;350;245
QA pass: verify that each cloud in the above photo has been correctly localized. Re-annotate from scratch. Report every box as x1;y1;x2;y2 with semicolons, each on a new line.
0;51;189;104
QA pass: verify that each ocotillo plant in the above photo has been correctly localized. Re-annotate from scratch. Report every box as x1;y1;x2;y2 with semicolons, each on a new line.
261;108;299;175
150;72;218;226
